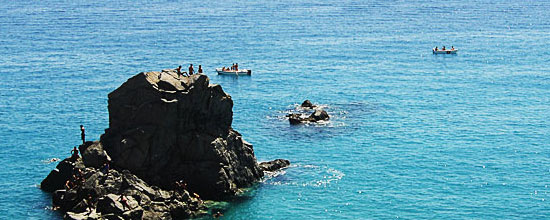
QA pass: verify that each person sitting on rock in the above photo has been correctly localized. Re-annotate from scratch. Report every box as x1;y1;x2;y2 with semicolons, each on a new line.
101;161;110;173
70;146;79;161
73;169;85;184
65;179;75;190
188;64;194;75
198;65;203;74
118;194;131;211
213;211;224;218
80;125;85;144
174;180;187;192
85;194;95;214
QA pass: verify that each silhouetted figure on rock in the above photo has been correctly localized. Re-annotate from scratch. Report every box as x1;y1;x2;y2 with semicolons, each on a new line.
80;125;85;144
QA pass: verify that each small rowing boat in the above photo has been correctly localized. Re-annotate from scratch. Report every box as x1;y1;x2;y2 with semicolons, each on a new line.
433;48;458;54
215;68;252;75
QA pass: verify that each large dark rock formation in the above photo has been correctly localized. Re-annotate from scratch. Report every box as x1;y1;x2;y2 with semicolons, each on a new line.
42;70;289;219
100;70;264;199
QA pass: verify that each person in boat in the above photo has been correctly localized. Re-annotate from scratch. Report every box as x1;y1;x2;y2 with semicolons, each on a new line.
442;46;446;50
451;46;455;50
235;63;238;71
198;65;203;74
80;125;85;144
188;64;194;75
434;46;438;51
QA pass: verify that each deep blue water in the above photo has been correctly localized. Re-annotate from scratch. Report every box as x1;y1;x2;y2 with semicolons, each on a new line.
1;0;550;218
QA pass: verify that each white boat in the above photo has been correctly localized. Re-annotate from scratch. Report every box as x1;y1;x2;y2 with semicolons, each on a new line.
433;48;458;54
215;68;252;75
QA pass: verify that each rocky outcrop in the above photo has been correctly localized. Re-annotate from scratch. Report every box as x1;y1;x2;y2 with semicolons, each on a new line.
79;141;111;168
259;159;290;172
49;160;204;219
99;70;264;199
287;109;330;124
43;69;289;219
287;100;330;124
41;158;85;193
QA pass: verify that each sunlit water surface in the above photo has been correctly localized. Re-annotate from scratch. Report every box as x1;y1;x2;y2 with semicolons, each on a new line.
1;0;550;218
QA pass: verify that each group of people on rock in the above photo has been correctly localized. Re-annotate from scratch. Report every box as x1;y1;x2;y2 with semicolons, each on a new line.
221;63;239;71
434;45;455;51
65;168;85;191
176;64;203;78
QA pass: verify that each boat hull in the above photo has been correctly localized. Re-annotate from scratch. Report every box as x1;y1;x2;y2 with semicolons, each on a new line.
433;49;458;54
216;68;252;75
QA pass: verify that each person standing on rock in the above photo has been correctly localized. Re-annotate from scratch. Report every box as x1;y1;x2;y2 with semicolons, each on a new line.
188;64;194;75
118;194;131;211
176;65;182;78
80;125;85;144
85;194;95;214
198;65;203;74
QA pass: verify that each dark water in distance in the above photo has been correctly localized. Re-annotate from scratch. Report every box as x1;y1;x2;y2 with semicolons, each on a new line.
1;0;550;218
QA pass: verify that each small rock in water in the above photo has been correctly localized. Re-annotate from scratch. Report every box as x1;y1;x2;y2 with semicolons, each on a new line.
309;109;330;121
259;159;291;172
301;100;315;109
287;107;330;125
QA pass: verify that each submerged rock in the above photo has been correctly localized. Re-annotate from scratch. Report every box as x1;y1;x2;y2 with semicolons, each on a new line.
287;113;304;125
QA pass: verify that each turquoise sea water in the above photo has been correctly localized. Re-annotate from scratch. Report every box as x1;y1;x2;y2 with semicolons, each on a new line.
1;0;550;218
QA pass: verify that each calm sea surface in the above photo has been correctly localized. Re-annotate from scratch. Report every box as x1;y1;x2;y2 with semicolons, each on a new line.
1;0;550;219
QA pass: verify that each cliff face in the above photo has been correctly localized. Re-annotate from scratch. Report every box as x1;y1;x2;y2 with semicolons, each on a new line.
100;70;263;199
